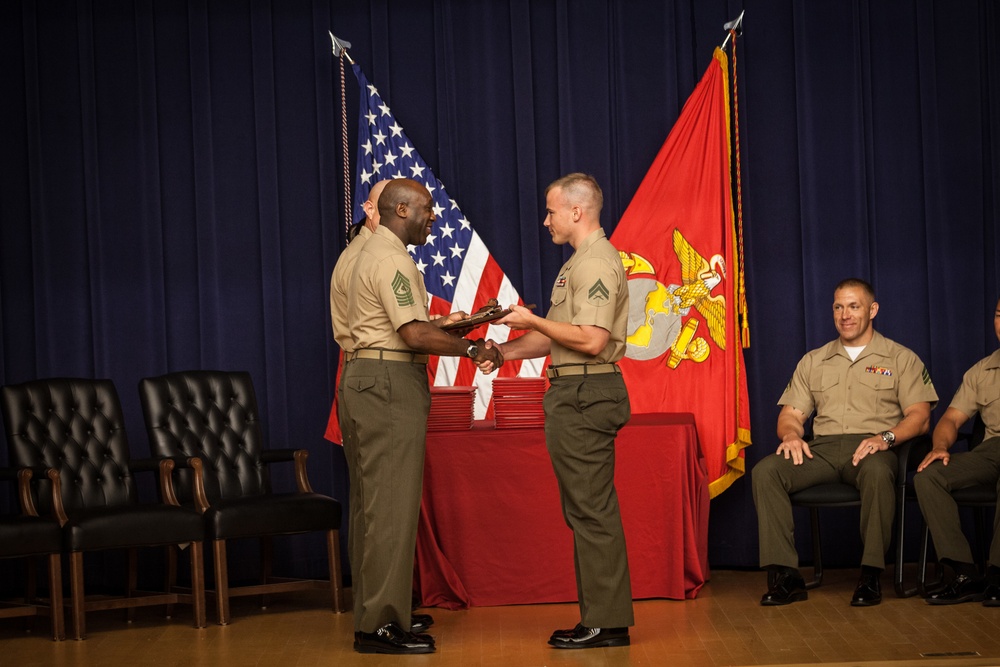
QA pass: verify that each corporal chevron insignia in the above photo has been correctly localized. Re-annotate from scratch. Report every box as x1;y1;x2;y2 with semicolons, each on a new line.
392;270;415;307
588;279;610;306
921;366;932;385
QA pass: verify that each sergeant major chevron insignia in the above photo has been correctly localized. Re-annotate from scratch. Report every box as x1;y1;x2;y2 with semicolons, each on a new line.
392;270;415;307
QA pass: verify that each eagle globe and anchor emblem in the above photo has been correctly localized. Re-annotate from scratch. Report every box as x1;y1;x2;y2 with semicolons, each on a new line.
619;229;727;368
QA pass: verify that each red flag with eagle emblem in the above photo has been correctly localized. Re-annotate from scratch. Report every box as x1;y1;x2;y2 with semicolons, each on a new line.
610;48;750;497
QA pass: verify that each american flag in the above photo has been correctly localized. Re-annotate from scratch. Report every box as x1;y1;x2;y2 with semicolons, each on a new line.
349;63;544;418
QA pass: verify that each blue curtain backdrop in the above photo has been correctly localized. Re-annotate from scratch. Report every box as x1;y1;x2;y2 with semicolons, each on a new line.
1;0;998;586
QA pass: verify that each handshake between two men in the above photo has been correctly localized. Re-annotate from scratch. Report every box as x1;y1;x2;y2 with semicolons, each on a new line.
438;299;546;375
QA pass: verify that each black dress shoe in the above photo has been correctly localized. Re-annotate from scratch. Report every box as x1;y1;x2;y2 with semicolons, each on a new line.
982;582;1000;607
850;572;881;607
760;571;808;606
410;613;434;633
925;574;986;605
548;623;630;649
354;623;436;654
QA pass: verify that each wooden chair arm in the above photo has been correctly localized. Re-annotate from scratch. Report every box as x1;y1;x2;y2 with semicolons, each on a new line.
151;456;209;512
294;450;314;494
257;448;314;493
158;459;181;506
189;457;210;514
16;468;41;517
45;468;69;526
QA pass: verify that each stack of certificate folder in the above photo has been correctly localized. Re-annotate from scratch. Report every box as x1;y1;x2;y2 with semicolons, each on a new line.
492;377;547;429
427;386;476;431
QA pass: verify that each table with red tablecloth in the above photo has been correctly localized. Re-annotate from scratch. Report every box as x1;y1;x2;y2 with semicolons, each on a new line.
414;412;709;609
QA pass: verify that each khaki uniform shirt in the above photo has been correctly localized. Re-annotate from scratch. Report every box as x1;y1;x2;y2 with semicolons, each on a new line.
778;330;938;436
948;349;1000;441
547;228;628;365
330;226;373;353
348;225;429;351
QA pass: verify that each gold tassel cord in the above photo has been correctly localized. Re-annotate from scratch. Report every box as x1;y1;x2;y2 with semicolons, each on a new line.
730;29;750;349
339;50;351;242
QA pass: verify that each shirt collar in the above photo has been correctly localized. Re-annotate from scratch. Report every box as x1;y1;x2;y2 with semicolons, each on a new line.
374;224;408;252
822;330;889;362
566;228;607;265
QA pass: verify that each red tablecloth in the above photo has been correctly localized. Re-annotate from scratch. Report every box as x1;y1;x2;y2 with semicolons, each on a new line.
414;412;709;609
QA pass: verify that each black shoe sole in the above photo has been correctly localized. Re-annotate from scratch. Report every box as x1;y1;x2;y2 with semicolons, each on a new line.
926;594;984;605
760;591;808;606
548;637;630;649
850;598;881;607
354;643;435;655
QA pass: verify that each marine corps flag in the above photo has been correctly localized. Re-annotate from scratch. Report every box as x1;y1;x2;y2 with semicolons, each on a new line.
610;48;751;497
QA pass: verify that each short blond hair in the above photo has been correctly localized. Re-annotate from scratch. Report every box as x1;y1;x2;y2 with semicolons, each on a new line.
546;173;603;214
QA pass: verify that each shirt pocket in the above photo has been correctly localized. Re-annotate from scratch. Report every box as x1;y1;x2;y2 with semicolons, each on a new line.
810;369;841;394
550;284;567;308
979;385;1000;432
857;371;897;418
857;371;896;392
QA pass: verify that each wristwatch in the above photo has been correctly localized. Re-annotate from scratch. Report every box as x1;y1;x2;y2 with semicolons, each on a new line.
465;342;480;359
880;430;896;448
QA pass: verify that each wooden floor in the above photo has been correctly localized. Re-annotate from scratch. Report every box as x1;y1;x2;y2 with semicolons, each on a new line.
4;569;1000;666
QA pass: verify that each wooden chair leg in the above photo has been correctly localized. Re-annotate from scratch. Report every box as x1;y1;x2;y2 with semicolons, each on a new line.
20;558;35;635
259;537;273;610
976;507;990;568
804;508;823;589
894;496;918;597
126;547;138;623
213;540;230;625
918;525;933;597
26;556;38;604
165;544;178;619
190;542;206;629
327;529;345;613
47;553;65;641
69;552;86;640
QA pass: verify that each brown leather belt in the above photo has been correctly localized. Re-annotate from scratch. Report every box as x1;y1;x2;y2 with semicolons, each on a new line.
545;363;621;379
353;349;428;364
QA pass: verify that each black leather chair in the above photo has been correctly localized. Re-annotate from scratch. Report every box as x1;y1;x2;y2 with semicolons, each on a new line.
789;435;929;597
917;416;995;592
1;378;206;639
138;370;345;625
0;467;65;640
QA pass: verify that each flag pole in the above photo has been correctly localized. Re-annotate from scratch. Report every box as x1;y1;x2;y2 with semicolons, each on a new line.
720;10;744;50
330;32;354;240
329;31;354;64
718;13;750;347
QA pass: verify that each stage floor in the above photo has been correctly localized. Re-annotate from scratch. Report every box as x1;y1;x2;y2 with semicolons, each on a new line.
4;568;1000;666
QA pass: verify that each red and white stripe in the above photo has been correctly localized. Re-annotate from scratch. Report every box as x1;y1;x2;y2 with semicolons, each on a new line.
426;232;545;419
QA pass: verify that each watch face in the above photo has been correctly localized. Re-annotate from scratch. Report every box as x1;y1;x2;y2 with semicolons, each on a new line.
882;431;895;444
467;344;479;358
